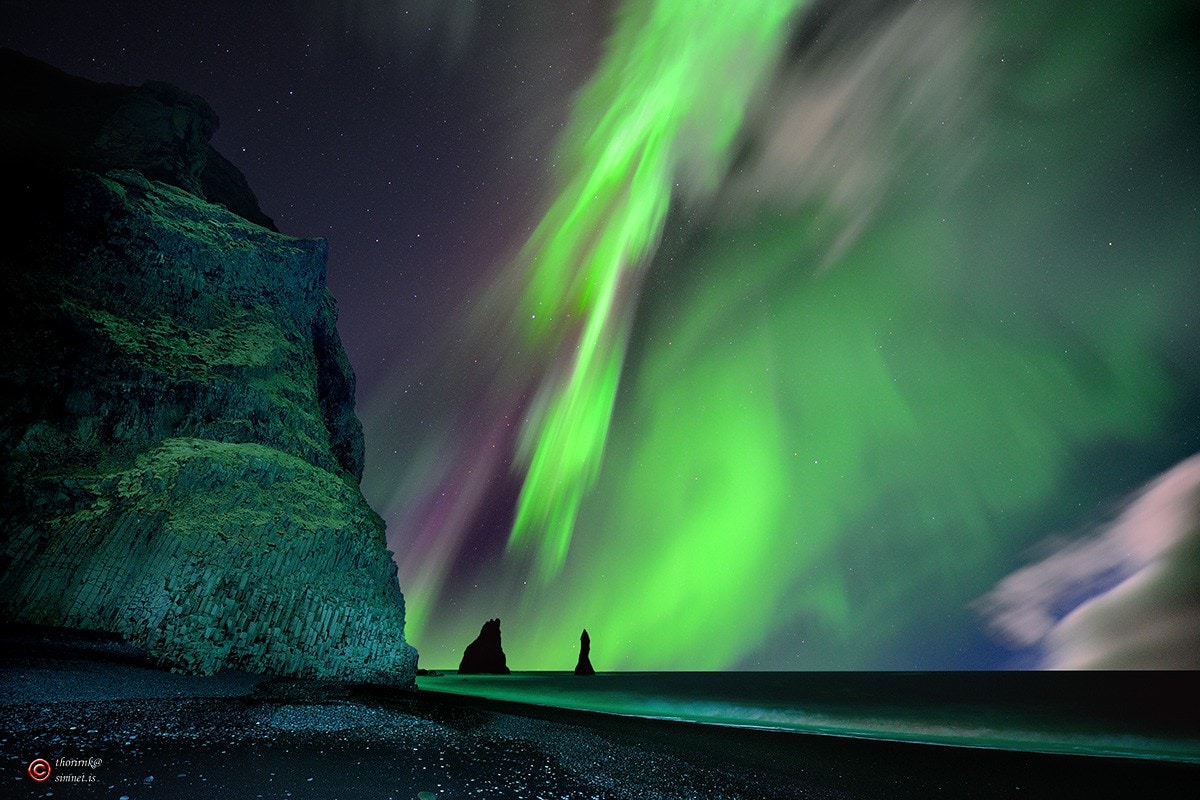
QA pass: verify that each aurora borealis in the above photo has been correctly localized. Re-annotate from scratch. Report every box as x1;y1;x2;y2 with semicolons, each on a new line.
507;0;804;577
6;0;1198;672
371;0;1200;671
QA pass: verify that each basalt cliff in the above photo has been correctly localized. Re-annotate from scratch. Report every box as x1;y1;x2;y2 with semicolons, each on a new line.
0;50;417;686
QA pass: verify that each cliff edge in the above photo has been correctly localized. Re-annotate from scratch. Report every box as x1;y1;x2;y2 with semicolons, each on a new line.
0;50;417;686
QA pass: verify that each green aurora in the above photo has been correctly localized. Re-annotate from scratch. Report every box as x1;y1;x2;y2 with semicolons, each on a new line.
374;0;1199;670
507;0;807;578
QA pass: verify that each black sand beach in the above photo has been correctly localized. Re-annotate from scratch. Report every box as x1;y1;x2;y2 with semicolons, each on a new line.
2;632;1196;799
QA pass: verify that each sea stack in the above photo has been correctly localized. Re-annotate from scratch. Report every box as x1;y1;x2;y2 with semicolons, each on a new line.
574;629;596;675
458;618;511;674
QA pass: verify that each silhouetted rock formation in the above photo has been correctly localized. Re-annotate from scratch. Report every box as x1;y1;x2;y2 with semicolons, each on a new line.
575;629;596;675
0;48;274;229
0;51;416;687
458;619;511;674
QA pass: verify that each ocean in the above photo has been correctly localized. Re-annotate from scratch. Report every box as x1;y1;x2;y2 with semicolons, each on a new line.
416;670;1200;764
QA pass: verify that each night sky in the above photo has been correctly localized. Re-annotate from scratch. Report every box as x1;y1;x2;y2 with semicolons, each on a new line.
5;0;1199;671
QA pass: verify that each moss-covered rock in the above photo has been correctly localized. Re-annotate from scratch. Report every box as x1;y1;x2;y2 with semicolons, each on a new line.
5;440;414;683
0;54;416;686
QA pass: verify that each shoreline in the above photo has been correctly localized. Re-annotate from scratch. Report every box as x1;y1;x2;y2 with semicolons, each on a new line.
415;670;1200;765
3;648;1197;799
1;627;1196;799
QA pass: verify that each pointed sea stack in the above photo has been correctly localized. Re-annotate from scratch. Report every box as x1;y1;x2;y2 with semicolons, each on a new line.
458;618;511;674
574;629;596;675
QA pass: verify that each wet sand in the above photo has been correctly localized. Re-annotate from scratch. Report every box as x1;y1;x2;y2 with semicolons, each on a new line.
2;634;1196;799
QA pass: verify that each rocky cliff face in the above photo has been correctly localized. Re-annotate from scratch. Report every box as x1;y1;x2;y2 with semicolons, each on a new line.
0;50;417;686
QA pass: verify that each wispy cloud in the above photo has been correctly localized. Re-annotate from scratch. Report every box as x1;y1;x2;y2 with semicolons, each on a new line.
979;453;1200;668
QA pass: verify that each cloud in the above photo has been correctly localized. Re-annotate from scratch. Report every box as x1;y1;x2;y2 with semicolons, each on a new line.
718;0;981;266
979;453;1200;668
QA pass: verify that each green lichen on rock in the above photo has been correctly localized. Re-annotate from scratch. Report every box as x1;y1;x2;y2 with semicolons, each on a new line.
6;439;414;683
3;169;357;480
0;53;415;686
